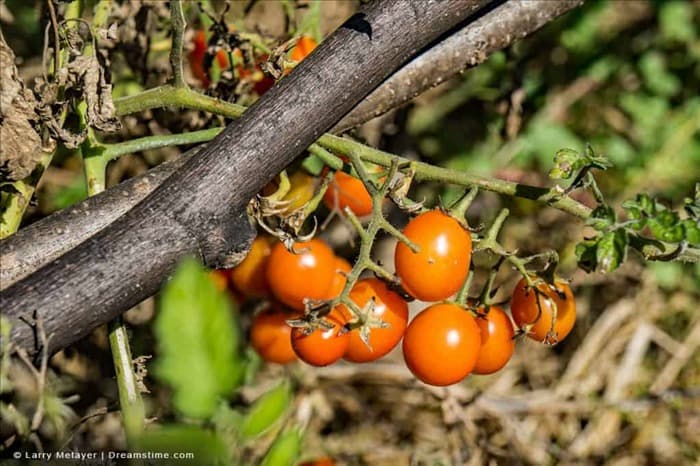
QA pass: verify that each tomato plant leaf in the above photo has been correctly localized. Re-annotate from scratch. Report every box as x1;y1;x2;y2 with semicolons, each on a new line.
137;425;228;465
260;428;303;466
595;230;628;274
154;257;244;419
240;380;291;439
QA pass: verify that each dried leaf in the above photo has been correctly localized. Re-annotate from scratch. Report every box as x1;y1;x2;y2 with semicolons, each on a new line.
0;32;42;181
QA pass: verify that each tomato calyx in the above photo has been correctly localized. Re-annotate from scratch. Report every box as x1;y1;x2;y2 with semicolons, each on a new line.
286;304;347;337
342;297;392;350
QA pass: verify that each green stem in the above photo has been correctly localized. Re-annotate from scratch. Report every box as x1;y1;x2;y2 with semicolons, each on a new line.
113;86;592;219
108;319;145;444
101;128;221;161
169;0;187;88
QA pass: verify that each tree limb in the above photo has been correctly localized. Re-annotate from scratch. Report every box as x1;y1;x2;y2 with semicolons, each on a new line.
1;0;588;287
333;0;585;133
1;0;488;357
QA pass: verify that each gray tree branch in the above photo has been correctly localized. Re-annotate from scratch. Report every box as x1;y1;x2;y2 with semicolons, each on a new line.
0;0;585;289
333;0;585;133
1;0;487;357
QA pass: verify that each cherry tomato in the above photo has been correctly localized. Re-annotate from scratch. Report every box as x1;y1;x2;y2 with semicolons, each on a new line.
338;279;408;363
291;309;348;366
394;210;472;302
289;35;318;63
510;277;576;344
299;458;336;466
322;171;373;217
402;303;481;386
208;269;230;292
266;239;336;311
189;30;210;86
326;257;352;299
472;305;515;375
230;236;271;298
250;308;298;364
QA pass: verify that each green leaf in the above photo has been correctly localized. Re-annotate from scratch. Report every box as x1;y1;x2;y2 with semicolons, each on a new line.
639;51;681;97
576;239;599;273
240;381;292;439
154;257;243;419
137;425;228;466
260;428;303;466
587;205;617;230
682;219;700;246
301;154;325;176
596;230;628;274
659;1;697;44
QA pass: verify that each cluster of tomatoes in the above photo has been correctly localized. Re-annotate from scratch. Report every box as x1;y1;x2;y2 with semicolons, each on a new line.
213;186;577;386
188;27;317;92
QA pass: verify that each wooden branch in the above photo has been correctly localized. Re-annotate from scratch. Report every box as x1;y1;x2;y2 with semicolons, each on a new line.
1;0;587;288
333;0;585;133
1;150;195;287
1;0;487;357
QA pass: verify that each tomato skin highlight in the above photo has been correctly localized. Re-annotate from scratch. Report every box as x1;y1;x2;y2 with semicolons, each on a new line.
291;309;349;366
402;303;481;386
250;308;298;364
472;305;515;375
395;210;472;302
326;257;352;299
230;236;272;298
340;278;408;363
266;239;336;311
322;171;373;217
510;277;576;344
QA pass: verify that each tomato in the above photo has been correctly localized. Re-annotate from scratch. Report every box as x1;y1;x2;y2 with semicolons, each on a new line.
472;305;515;375
230;236;271;298
250;308;298;364
291;309;348;366
266;239;336;311
394;210;472;302
402;303;481;386
338;279;408;363
299;458;336;466
510;277;576;344
322;171;373;217
326;257;352;299
189;30;210;86
208;269;230;292
289;36;318;63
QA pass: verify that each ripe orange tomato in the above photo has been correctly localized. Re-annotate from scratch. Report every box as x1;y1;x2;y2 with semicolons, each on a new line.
250;308;298;364
394;210;472;302
289;35;317;64
326;257;352;299
266;239;336;311
472;305;515;375
338;279;408;363
510;277;576;344
230;236;271;298
291;309;349;366
402;303;481;386
189;30;210;86
322;171;373;217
